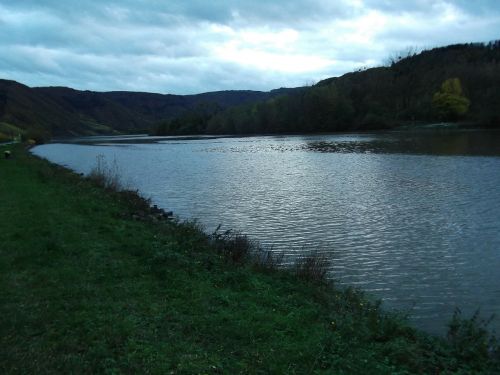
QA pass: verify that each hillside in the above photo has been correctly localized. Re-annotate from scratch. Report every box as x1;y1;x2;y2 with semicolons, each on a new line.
0;80;291;139
155;41;500;135
2;42;499;140
317;42;500;126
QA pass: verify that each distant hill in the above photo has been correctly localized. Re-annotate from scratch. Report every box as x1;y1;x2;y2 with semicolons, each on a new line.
315;41;500;127
2;41;499;140
155;41;500;135
0;79;295;139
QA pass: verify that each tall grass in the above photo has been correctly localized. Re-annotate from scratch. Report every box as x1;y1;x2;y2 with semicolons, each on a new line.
210;225;330;282
210;225;255;264
253;247;285;272
294;251;330;283
88;154;123;191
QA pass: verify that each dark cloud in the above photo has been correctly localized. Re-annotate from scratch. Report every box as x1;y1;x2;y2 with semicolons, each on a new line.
3;0;355;26
0;1;499;94
363;0;500;15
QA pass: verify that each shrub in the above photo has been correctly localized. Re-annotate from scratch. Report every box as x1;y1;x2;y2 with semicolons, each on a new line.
447;308;499;369
210;225;254;264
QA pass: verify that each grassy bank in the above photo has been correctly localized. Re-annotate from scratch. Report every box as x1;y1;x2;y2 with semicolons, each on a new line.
0;145;498;374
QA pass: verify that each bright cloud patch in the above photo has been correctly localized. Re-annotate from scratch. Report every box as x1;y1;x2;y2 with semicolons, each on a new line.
211;27;333;73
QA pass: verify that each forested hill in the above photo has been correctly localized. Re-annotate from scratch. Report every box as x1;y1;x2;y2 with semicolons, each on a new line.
2;42;499;141
0;79;296;140
155;42;500;136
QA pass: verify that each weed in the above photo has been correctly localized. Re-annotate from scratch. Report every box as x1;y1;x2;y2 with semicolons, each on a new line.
294;251;330;283
210;225;288;269
88;154;123;191
210;225;254;264
252;248;285;272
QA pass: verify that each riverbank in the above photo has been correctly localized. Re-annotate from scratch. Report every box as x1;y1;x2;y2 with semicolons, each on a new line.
1;144;498;374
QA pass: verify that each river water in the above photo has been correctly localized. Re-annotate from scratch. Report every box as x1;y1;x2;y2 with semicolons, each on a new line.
33;130;500;334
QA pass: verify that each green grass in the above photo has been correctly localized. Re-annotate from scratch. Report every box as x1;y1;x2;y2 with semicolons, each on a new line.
0;145;498;374
0;122;23;142
0;122;23;134
81;119;121;135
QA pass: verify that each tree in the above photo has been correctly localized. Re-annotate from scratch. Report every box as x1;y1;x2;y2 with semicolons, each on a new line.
432;78;470;121
385;46;420;67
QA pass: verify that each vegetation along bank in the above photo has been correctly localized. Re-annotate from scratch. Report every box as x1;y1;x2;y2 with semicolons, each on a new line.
0;144;499;374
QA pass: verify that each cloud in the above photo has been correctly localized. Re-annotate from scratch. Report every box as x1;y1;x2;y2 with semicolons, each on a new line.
0;1;499;94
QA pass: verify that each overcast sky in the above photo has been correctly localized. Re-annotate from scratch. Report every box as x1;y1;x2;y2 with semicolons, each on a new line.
0;1;499;94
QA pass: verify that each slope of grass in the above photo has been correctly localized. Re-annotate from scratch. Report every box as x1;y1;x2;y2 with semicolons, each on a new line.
0;122;23;142
0;145;498;374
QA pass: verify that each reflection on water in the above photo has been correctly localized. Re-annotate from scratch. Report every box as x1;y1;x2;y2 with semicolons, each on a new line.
197;131;500;156
306;131;500;156
33;130;500;334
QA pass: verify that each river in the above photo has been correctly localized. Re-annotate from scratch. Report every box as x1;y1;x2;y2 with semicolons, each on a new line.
33;129;500;334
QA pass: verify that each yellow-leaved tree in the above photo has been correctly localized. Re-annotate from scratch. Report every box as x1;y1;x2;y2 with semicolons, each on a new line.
432;78;470;121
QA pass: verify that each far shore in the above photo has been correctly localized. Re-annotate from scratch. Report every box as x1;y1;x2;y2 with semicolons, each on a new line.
44;121;499;146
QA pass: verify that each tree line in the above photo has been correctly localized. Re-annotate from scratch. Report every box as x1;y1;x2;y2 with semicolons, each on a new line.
154;41;500;136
